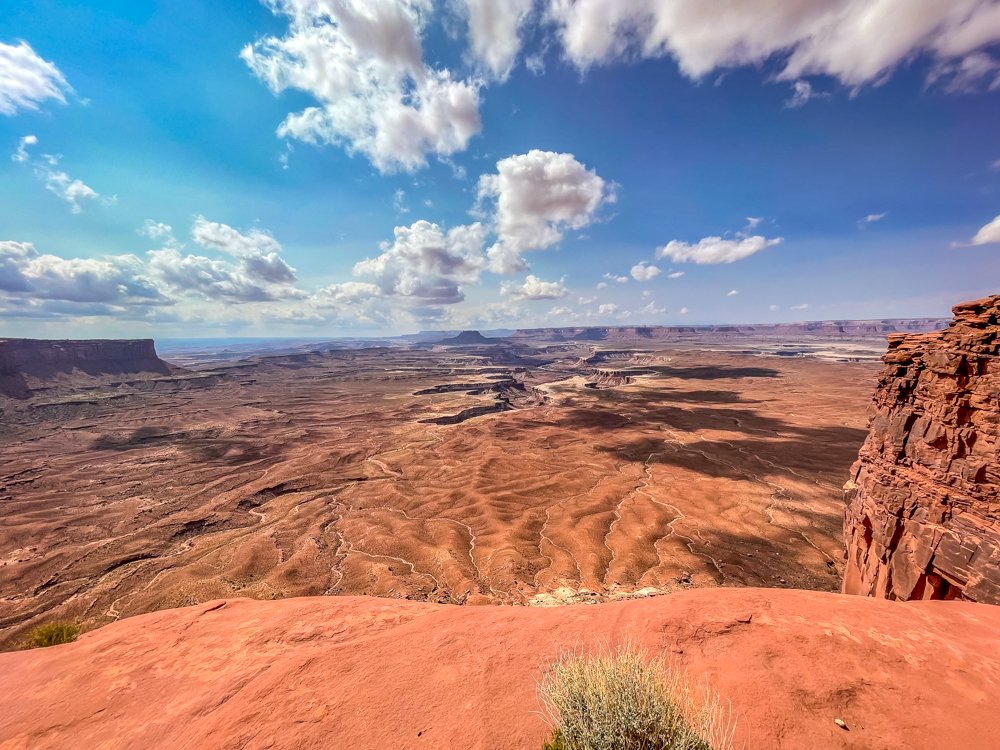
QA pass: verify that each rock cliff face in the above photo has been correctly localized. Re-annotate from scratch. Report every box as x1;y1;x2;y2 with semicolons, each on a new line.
843;295;1000;604
510;318;949;342
0;338;173;398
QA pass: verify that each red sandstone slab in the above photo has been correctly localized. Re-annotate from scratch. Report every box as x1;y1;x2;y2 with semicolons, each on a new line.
1;589;997;750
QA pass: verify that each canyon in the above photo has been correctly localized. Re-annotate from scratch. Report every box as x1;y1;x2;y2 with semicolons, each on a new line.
1;307;998;749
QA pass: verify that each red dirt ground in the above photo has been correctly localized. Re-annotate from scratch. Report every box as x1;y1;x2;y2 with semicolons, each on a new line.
1;589;997;750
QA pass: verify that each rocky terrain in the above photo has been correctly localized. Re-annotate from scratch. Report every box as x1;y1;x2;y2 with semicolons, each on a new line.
0;338;175;399
1;589;997;749
1;336;877;648
844;295;1000;604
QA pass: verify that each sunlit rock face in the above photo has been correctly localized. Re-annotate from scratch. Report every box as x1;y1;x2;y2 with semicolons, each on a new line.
843;295;1000;604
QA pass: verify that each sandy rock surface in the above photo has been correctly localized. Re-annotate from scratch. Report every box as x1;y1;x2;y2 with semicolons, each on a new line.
1;589;997;750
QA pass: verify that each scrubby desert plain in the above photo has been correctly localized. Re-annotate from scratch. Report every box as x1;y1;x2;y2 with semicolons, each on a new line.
0;326;906;649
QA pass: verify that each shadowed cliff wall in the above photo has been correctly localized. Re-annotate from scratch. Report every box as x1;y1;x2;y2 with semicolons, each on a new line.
0;339;172;398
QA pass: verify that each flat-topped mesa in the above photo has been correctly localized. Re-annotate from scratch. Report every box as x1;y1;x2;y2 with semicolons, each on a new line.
0;338;173;398
843;295;1000;605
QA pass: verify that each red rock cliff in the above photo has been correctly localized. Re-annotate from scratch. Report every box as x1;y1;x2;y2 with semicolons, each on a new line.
0;338;172;398
843;295;1000;604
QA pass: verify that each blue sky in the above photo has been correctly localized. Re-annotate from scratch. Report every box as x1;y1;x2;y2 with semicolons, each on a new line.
2;0;1000;338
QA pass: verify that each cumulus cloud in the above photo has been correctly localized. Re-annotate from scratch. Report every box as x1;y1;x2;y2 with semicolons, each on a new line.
393;189;410;213
667;270;684;278
727;289;739;296
858;211;887;229
242;0;482;173
459;0;534;80
679;307;689;314
0;41;72;116
0;240;167;311
545;0;1000;91
353;219;486;305
598;303;618;315
500;274;567;300
970;214;1000;245
656;234;782;264
476;150;615;273
603;272;628;283
596;281;607;289
145;218;303;303
790;303;809;310
630;261;660;281
140;220;179;246
769;304;780;311
578;295;595;304
745;217;762;228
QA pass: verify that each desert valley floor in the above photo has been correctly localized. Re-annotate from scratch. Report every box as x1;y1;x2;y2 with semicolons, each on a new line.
0;336;883;648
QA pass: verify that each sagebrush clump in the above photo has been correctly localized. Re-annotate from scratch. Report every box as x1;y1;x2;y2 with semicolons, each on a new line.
537;639;734;750
24;622;79;649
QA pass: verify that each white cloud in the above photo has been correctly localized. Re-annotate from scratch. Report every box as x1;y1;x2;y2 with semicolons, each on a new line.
500;274;567;300
858;212;887;229
242;0;482;173
596;281;607;289
992;159;1000;170
790;303;809;310
679;307;689;314
548;305;574;316
745;217;762;228
394;189;410;213
578;295;595;304
459;0;534;81
769;304;779;311
11;134;36;163
630;261;660;281
784;79;830;107
546;0;1000;91
638;299;665;315
140;220;179;247
603;272;628;283
12;136;104;213
598;303;618;315
642;290;650;297
727;289;739;296
970;214;1000;245
667;270;684;278
145;218;303;304
354;219;485;305
0;41;72;116
656;234;782;264
0;240;167;310
476;150;615;273
39;169;100;214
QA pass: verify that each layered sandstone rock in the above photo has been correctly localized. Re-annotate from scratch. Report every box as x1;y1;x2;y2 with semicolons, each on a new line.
843;295;1000;604
0;338;172;398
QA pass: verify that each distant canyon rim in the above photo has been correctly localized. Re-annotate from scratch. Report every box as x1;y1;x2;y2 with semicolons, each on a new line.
0;319;948;648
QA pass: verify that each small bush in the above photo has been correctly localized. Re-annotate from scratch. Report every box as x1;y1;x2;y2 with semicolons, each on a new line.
537;640;734;750
24;622;79;649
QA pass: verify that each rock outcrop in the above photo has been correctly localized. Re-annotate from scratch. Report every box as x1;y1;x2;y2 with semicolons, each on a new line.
510;318;949;342
0;338;173;398
843;295;1000;604
2;590;998;750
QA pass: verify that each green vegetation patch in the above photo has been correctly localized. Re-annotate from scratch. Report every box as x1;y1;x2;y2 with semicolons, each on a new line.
538;640;734;750
24;622;80;649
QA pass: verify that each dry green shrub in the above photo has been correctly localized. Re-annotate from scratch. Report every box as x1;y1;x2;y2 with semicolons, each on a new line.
24;622;79;649
537;639;735;750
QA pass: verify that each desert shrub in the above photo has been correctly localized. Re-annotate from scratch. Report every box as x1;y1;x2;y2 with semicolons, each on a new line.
24;622;79;649
537;640;734;750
